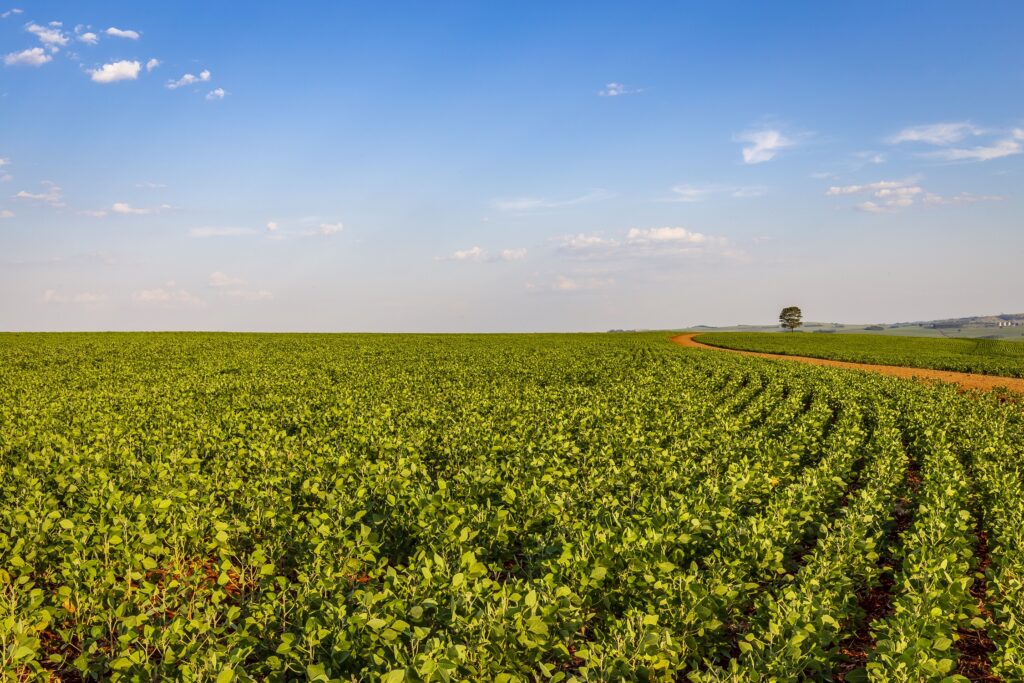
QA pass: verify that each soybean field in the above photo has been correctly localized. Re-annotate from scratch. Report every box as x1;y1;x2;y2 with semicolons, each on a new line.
696;332;1024;379
2;333;1023;682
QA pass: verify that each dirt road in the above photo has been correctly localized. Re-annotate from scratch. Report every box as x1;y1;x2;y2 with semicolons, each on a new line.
671;333;1024;394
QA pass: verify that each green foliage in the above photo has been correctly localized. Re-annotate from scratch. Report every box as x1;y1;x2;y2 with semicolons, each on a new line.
698;331;1024;378
778;307;803;332
0;332;1022;681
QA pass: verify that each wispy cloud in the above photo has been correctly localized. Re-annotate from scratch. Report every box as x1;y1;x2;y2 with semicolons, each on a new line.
14;181;64;206
1;8;24;19
598;82;642;97
4;47;51;66
500;248;528;261
42;289;107;304
208;272;273;301
826;178;1003;212
438;246;528;262
90;60;141;83
665;183;766;202
555;225;737;261
734;128;798;164
146;58;160;72
105;26;140;40
0;209;14;218
826;179;923;212
209;271;245;287
441;246;487;262
132;283;205;308
313;222;343;236
888;122;983;145
167;69;210;89
924;138;1021;162
82;201;170;217
888;122;1021;162
111;201;168;215
78;32;98;45
492;189;613;212
205;87;226;101
921;192;1005;206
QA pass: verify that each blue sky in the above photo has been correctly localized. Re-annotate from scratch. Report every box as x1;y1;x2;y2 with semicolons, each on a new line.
2;1;1022;331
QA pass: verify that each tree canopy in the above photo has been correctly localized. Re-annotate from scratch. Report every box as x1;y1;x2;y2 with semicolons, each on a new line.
779;306;803;331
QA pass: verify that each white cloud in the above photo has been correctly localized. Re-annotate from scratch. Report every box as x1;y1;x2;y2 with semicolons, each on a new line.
41;288;107;305
665;184;766;202
208;273;273;301
42;289;107;304
167;69;210;89
921;192;1005;206
205;87;226;101
825;180;914;197
135;181;166;188
557;233;617;250
667;184;712;203
1;8;24;19
888;122;1021;163
626;226;719;245
266;221;279;232
555;225;737;262
924;138;1021;162
439;246;528;263
4;47;52;66
854;151;886;165
735;128;797;164
209;271;245;287
443;246;487;262
82;201;169;217
598;82;642;97
78;32;98;45
105;27;140;40
827;179;923;212
26;22;68;48
315;222;343;236
888;122;983;145
500;248;527;261
146;58;160;72
188;226;256;238
492;189;613;212
731;186;767;198
0;209;14;218
132;285;205;308
827;178;1002;212
111;202;152;215
14;181;63;206
90;60;141;83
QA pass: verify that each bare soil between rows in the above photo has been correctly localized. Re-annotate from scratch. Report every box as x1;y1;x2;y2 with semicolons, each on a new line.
672;334;1024;394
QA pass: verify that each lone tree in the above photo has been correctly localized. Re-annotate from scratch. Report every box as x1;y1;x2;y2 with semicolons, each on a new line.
779;306;803;332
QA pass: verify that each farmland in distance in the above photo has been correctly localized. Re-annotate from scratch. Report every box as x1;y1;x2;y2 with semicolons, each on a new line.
696;331;1024;379
2;332;1022;681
